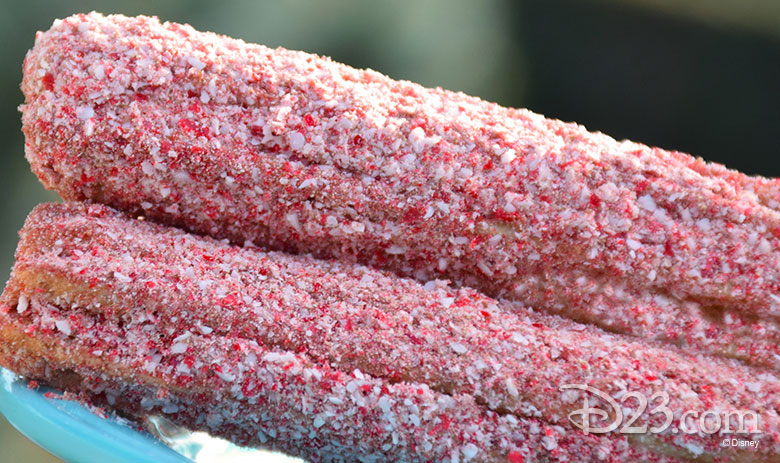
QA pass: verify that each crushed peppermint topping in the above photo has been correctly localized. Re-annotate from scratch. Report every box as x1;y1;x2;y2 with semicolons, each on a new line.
2;202;779;462
10;12;780;462
21;10;780;377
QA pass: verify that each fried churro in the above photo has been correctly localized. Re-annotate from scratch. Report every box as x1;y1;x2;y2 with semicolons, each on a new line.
20;13;780;371
1;202;778;461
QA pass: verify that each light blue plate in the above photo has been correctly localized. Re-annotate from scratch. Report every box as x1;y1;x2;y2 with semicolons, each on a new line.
0;367;303;463
0;367;193;463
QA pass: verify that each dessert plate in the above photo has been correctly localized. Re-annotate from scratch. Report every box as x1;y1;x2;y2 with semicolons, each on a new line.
0;368;301;463
0;367;191;463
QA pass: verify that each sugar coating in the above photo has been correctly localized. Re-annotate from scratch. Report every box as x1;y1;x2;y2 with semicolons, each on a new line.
1;302;557;463
20;13;780;372
2;202;779;461
1;313;678;463
0;205;705;463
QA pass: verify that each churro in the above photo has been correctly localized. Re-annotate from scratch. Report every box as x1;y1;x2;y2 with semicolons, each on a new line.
20;13;780;371
1;202;778;461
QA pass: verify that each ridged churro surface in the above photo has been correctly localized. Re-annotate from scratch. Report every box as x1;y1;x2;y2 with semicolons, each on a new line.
2;203;780;461
3;203;738;462
20;13;780;371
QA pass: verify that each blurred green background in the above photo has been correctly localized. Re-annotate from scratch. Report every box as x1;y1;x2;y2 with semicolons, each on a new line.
0;1;778;461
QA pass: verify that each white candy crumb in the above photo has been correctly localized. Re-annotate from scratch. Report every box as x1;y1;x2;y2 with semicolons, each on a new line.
170;342;188;354
462;443;479;460
285;213;302;233
450;342;467;354
386;245;405;255
162;403;179;414
501;149;516;164
187;57;205;70
637;194;657;212
75;105;94;121
55;320;72;336
113;271;132;283
141;160;155;176
17;295;28;314
289;132;305;151
746;382;762;392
